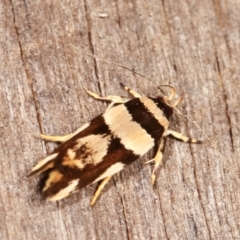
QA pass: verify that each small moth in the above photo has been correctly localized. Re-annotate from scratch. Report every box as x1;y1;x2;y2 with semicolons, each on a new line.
29;82;201;205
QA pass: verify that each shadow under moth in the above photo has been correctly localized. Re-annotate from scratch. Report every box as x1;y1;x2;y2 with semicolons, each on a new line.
28;82;201;205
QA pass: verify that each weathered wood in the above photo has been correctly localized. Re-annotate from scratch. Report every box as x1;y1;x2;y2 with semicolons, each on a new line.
1;0;239;239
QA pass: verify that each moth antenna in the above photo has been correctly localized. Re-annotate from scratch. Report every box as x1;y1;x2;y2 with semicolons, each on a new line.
83;47;206;139
174;107;209;140
157;84;176;100
84;50;179;97
173;97;182;107
83;49;156;85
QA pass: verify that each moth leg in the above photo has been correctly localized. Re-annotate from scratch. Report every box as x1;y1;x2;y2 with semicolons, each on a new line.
120;83;142;98
40;134;73;142
149;130;202;184
85;88;129;110
90;176;112;206
150;136;166;185
165;129;202;143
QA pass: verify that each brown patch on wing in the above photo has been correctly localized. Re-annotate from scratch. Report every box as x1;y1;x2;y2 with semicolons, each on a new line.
76;137;139;188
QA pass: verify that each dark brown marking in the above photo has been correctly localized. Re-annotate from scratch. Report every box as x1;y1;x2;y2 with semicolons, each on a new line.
75;144;91;160
124;98;165;143
151;97;174;119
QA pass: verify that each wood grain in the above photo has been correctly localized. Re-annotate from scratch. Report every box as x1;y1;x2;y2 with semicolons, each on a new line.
1;0;239;239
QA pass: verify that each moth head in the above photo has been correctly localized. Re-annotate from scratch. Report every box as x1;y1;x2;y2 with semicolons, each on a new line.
159;85;182;108
151;85;182;119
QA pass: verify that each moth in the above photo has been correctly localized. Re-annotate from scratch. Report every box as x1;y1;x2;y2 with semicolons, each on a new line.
29;83;201;205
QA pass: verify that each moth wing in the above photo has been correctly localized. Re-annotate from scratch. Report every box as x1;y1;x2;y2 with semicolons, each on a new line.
28;116;109;201
28;122;91;177
29;115;128;201
29;101;150;201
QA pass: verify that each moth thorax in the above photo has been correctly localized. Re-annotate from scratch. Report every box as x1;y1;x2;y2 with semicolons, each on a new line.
151;97;174;119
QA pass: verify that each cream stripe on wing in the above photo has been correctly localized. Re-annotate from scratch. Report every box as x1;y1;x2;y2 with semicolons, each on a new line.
71;122;90;137
103;105;154;156
47;179;79;201
30;153;58;174
93;162;125;183
140;97;169;129
62;134;111;169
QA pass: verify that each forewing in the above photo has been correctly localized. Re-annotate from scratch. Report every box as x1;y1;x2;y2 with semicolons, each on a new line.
29;113;138;201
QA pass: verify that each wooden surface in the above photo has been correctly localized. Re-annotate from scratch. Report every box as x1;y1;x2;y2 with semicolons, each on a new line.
1;0;239;239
